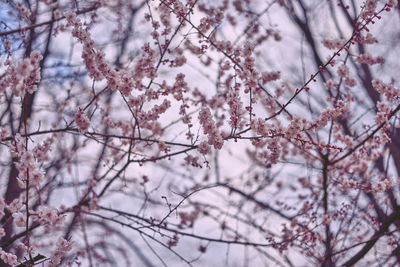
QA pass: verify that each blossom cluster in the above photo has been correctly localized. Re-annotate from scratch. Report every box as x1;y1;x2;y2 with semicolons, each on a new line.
356;53;384;65
66;12;109;81
32;135;56;162
337;64;357;87
375;101;392;127
284;117;306;139
260;71;281;85
66;11;157;97
312;100;347;129
372;79;400;102
226;90;244;129
0;249;17;266
322;38;346;50
74;108;90;133
15;2;31;20
340;176;393;193
138;99;171;121
333;126;355;149
353;33;377;44
184;154;202;167
49;238;73;267
0;50;42;97
12;134;44;188
198;107;224;150
251;118;271;137
198;9;224;33
239;42;259;92
35;206;65;226
361;0;378;19
178;205;201;228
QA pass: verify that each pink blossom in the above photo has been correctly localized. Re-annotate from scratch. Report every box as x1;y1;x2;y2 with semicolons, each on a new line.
184;155;202;168
198;107;224;150
261;71;281;84
75;108;90;133
324;79;335;90
284;117;305;139
227;90;244;129
337;64;349;78
49;238;72;267
344;77;357;87
0;250;18;266
12;212;25;227
361;0;378;18
198;141;210;155
356;53;382;65
322;38;345;50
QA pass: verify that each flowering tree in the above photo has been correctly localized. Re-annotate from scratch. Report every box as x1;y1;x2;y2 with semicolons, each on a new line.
0;0;400;266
